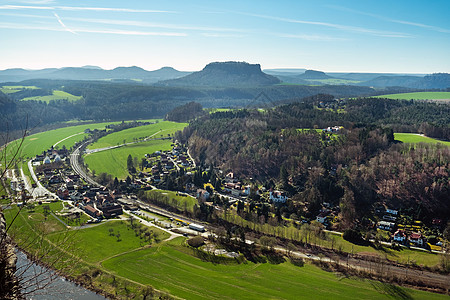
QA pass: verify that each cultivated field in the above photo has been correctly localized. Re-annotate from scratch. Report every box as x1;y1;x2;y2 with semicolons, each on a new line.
395;133;450;146
3;121;123;160
103;238;446;300
84;139;174;179
21;90;82;103
88;120;186;150
375;92;450;101
0;85;39;93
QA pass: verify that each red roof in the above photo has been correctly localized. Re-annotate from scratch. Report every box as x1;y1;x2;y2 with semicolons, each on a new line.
409;232;423;239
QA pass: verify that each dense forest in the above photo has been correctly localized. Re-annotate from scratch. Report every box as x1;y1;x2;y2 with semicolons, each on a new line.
0;79;376;136
176;97;450;224
165;101;206;122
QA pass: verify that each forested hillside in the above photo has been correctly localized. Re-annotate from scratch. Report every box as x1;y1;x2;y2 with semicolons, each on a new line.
176;97;450;224
0;79;375;135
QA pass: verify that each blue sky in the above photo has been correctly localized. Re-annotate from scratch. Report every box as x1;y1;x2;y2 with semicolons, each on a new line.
0;0;449;73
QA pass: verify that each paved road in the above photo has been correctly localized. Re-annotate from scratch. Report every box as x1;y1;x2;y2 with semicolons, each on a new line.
26;160;57;199
187;149;196;168
124;209;182;241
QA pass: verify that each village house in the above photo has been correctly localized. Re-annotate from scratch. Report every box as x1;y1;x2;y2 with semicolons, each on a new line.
316;212;328;224
378;221;395;231
408;232;426;247
84;205;102;218
269;190;288;204
99;203;123;218
392;229;407;244
197;189;210;202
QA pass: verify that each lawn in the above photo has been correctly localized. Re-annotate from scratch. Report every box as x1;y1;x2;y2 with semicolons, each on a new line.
146;189;198;213
102;238;445;300
84;139;174;179
88;120;186;150
375;92;450;101
395;133;450;146
21;90;82;103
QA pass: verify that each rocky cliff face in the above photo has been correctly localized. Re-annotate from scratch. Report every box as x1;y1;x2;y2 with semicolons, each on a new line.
157;61;281;87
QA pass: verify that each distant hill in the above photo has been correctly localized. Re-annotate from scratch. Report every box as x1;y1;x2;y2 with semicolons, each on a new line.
0;66;190;83
361;75;422;88
263;68;307;76
297;70;331;80
360;73;450;89
416;73;450;89
157;61;281;87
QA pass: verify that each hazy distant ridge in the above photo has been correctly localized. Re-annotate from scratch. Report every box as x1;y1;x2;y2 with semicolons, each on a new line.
0;66;190;83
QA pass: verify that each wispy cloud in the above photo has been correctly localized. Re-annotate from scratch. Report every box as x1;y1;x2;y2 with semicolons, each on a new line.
277;33;348;42
0;5;176;13
53;12;77;35
0;11;244;36
64;17;244;33
327;5;450;34
0;22;187;36
12;0;55;4
201;33;245;38
237;12;412;38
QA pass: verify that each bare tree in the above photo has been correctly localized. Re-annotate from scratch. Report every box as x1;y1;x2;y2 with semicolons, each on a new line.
1;124;77;299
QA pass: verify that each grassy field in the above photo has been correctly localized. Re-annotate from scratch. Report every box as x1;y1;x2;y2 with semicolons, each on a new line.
3;202;173;298
103;238;445;300
304;78;361;85
84;139;174;179
146;189;198;212
88;120;186;150
205;108;234;114
4;201;447;299
48;220;169;264
0;85;39;94
2;121;122;161
21;90;82;103
395;133;450;146
375;92;450;100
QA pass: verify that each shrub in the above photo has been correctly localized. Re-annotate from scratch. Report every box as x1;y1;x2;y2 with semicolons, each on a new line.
343;229;363;243
187;236;204;248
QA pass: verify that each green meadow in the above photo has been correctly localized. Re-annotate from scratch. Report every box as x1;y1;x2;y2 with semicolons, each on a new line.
3;199;446;299
21;90;82;103
304;78;361;85
48;220;170;264
102;238;445;300
395;133;450;146
0;85;39;94
84;139;174;179
2;121;122;160
375;92;450;101
88;120;186;150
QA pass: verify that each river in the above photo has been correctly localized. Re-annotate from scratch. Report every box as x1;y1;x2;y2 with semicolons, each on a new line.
16;251;106;300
